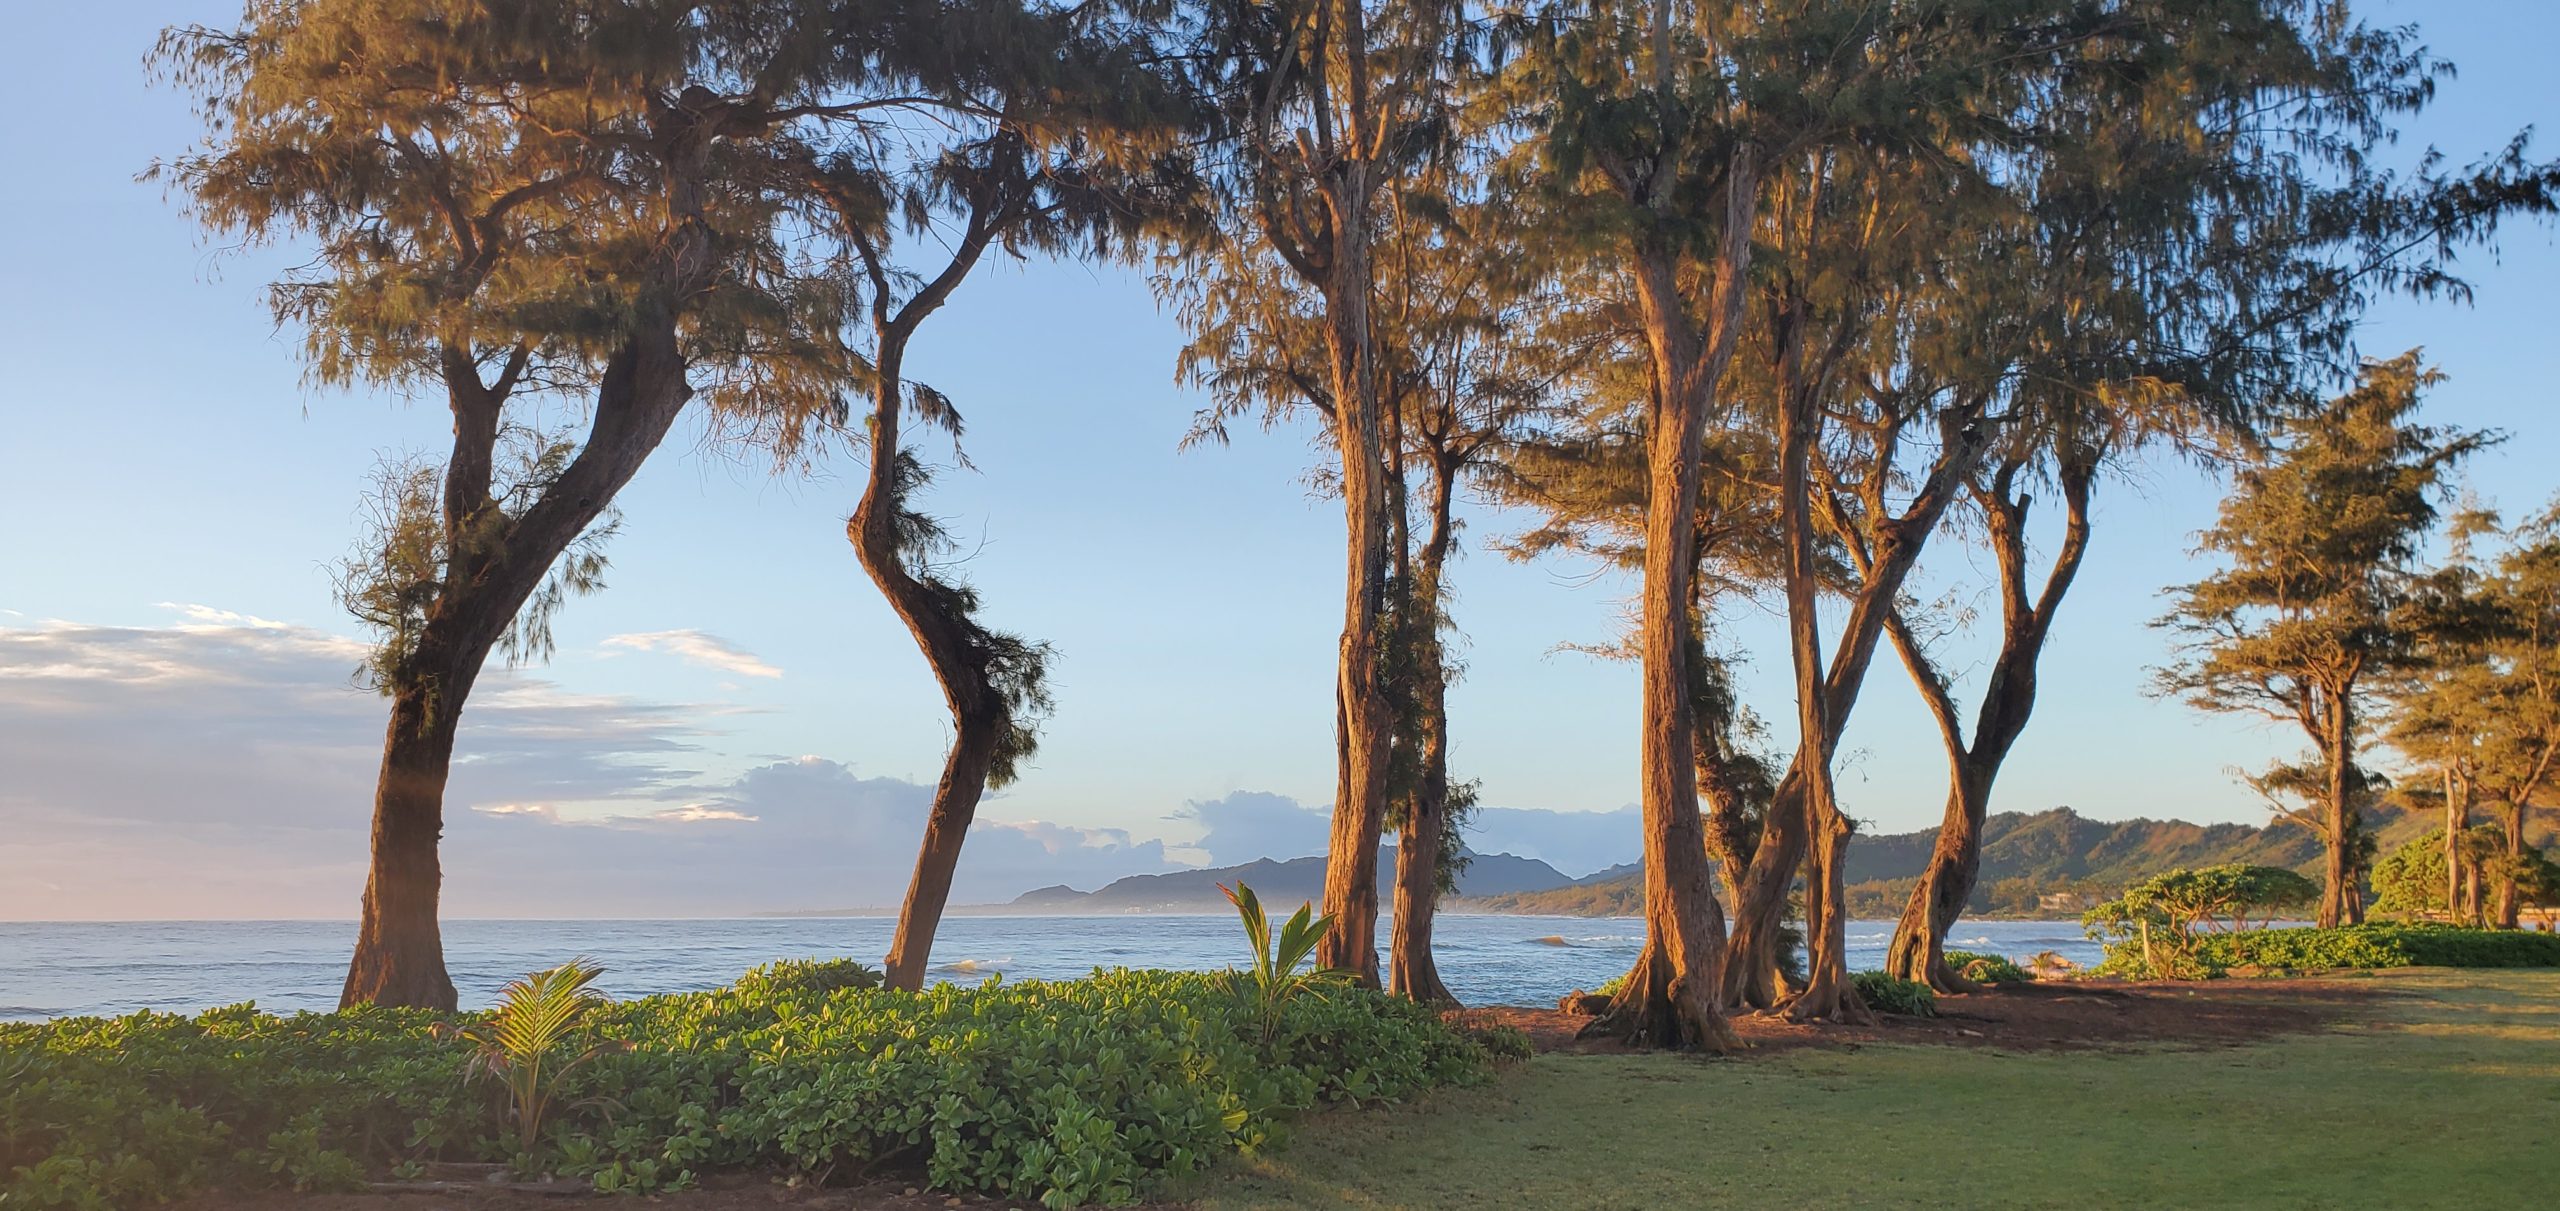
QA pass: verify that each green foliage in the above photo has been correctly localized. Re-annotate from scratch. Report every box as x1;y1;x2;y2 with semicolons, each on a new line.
730;958;884;997
1457;1022;1536;1064
1849;972;1937;1018
1942;951;2034;985
0;966;1487;1209
2083;864;2320;978
2094;923;2560;978
447;960;620;1154
1221;882;1354;1043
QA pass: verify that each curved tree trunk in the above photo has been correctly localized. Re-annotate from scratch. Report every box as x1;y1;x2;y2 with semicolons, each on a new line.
1885;460;2090;991
1582;159;1758;1052
848;334;1016;993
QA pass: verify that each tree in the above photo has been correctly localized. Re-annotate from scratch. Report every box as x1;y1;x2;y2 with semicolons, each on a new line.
2082;863;2318;979
2386;500;2560;927
1500;0;1781;1049
156;0;851;1008
1179;0;1473;986
798;2;1201;991
2156;354;2493;927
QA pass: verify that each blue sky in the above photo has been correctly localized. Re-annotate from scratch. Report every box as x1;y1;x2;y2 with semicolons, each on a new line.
2;1;2555;919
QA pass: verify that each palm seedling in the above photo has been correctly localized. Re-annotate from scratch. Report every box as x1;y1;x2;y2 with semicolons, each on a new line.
1221;881;1353;1041
448;959;622;1154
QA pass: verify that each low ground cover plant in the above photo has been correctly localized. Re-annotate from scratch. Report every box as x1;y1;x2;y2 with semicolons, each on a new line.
2092;922;2560;977
1850;971;1938;1017
0;964;1489;1209
1942;950;2035;985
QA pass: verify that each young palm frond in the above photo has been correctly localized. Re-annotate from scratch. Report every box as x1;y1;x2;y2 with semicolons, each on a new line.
1221;882;1353;1042
449;959;620;1154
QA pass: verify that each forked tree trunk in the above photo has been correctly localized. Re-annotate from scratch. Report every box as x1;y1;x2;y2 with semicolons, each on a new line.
1582;157;1758;1052
340;322;695;1009
1885;460;2090;991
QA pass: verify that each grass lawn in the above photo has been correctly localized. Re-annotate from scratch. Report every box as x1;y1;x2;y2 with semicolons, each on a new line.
1184;969;2560;1210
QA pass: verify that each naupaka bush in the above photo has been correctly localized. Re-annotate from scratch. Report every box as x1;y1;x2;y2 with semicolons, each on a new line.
0;967;1488;1209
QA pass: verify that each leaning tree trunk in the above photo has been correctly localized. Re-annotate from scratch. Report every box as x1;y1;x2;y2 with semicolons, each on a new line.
1885;460;2090;991
1582;160;1757;1051
342;680;467;1010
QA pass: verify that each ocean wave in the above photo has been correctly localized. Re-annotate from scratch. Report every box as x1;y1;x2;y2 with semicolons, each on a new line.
1529;935;1573;947
932;958;1011;975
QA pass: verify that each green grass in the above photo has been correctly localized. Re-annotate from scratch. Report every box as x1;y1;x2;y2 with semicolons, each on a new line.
1185;970;2560;1210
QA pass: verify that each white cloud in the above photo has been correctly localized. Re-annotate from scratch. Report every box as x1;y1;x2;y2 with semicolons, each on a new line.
0;614;1180;918
601;630;783;679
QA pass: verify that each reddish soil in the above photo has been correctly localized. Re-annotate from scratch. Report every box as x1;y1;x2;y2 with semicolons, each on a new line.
1455;976;2389;1056
169;979;2379;1209
173;1174;1183;1211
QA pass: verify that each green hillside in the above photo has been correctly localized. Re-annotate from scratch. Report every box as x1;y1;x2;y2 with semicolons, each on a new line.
1452;806;2507;919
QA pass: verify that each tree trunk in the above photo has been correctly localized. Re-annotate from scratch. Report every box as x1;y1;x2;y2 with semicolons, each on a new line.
2495;800;2525;929
1884;460;2090;990
1390;455;1461;1004
338;321;693;1009
848;333;1019;993
2319;693;2363;928
1581;158;1757;1051
341;683;464;1010
1770;346;1867;1026
884;720;1002;988
2444;769;2468;922
1885;768;1985;991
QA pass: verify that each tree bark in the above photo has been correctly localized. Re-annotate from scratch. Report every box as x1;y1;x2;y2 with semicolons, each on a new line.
2495;799;2525;929
1885;459;2091;990
1581;155;1758;1051
1389;453;1461;1004
342;681;465;1010
2444;769;2468;922
2319;691;2364;927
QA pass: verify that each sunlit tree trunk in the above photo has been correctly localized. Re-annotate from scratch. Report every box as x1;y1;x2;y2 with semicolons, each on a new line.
2444;768;2469;922
1582;155;1758;1051
1390;454;1462;1003
2495;800;2525;928
1886;460;2091;991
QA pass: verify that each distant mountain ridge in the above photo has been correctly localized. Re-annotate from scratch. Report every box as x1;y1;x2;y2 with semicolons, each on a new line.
1004;846;1575;914
1454;806;2459;918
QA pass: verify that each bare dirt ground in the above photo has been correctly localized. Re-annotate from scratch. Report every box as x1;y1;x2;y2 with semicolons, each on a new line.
1457;975;2387;1056
169;978;2383;1210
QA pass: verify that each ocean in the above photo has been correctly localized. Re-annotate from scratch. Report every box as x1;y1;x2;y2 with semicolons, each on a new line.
0;915;2108;1021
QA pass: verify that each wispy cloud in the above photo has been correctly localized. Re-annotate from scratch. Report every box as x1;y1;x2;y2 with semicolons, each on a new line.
601;630;783;679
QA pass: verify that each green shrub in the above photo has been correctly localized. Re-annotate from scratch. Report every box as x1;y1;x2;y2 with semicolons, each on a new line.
1851;971;1937;1017
2095;923;2560;977
0;967;1487;1209
1943;951;2034;985
1456;1021;1535;1063
730;957;883;997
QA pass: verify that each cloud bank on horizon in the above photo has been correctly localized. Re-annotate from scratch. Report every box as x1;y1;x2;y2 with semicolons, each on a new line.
0;611;1640;919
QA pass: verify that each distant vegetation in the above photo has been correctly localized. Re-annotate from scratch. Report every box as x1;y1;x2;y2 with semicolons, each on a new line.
1457;807;2520;919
